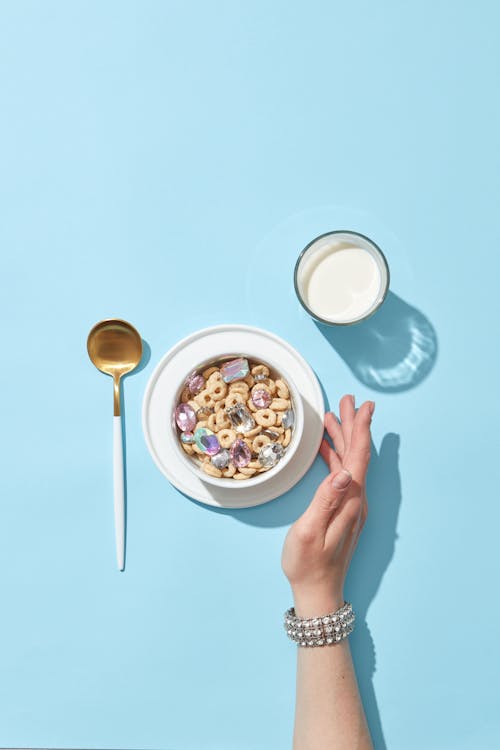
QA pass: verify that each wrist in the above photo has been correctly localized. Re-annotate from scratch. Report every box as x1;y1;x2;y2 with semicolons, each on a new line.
292;586;344;619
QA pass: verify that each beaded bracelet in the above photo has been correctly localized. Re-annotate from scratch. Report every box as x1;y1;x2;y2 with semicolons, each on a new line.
283;601;355;647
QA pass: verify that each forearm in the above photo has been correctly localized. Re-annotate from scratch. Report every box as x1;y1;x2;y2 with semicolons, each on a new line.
292;591;373;750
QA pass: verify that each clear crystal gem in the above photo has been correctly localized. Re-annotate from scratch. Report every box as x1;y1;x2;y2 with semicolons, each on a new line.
322;617;330;624
220;357;250;383
282;408;295;429
194;427;220;456
229;438;251;468
254;373;267;381
258;442;284;468
226;403;256;433
211;448;230;469
326;637;333;644
262;429;280;440
175;403;197;432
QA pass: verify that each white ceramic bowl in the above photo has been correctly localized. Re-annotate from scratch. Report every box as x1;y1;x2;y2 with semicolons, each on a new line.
171;351;304;488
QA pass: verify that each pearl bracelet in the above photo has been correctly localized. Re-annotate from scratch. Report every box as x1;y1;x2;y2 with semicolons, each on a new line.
283;601;355;647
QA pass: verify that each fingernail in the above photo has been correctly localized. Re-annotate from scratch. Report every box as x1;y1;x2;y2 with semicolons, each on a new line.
368;401;376;416
350;394;355;405
332;469;352;489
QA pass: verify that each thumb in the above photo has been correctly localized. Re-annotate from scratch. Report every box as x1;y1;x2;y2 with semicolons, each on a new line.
302;469;353;531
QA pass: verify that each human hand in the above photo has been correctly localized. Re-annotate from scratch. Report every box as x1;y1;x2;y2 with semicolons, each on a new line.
281;395;374;618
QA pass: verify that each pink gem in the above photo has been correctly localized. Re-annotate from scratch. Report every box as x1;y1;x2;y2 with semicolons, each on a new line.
175;403;197;432
252;388;272;409
186;372;205;394
229;438;251;468
220;357;249;383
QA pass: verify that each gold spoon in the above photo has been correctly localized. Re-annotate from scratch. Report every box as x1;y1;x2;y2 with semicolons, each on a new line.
87;319;143;570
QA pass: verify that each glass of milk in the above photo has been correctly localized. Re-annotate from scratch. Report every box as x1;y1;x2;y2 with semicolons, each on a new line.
294;231;390;325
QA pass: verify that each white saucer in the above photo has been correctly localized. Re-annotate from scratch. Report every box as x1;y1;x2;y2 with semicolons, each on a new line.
142;324;325;509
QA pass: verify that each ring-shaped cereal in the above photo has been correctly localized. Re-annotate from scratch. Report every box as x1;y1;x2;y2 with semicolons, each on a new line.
252;434;271;451
271;398;290;411
223;464;236;477
254;408;277;427
202;366;219;379
215;410;231;430
228;382;249;396
202;462;222;478
207;413;219;432
208;381;227;401
244;425;262;438
282;428;292;447
207;370;223;385
233;472;251;480
276;379;289;399
225;392;245;409
238;466;257;476
218;428;237;448
251;364;269;378
195;390;215;409
244;373;255;388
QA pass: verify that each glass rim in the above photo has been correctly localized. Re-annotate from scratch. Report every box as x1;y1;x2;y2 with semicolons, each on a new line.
293;229;391;327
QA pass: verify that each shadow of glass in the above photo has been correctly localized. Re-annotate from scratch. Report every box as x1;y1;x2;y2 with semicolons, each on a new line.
314;291;438;392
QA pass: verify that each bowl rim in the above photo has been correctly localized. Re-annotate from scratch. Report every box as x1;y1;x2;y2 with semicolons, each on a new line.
171;351;304;488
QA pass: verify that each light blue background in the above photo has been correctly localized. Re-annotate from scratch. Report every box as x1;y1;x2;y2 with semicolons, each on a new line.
1;2;499;748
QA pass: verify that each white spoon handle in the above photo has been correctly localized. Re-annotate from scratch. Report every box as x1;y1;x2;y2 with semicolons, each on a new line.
113;415;125;570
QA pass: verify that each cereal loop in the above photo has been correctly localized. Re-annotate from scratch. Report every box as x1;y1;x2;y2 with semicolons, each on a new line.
207;413;219;432
251;364;269;377
253;434;271;451
218;428;237;448
271;398;290;411
225;392;245;409
255;408;277;427
276;379;289;399
195;391;215;408
208;381;227;401
202;462;222;478
282;428;292;447
223;464;237;477
202;366;219;378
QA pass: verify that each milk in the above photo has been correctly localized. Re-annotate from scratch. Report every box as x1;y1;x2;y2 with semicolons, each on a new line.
295;233;389;324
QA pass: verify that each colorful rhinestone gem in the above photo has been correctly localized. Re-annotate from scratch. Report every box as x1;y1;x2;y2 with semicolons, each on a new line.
262;429;280;441
282;408;295;429
258;442;284;468
226;403;256;433
186;371;205;394
251;388;272;409
254;373;267;381
194;427;220;456
220;357;250;383
175;403;197;432
211;448;230;470
180;431;195;444
229;438;252;468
